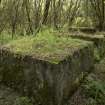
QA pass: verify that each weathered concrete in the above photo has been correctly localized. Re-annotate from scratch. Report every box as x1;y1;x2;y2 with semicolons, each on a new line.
70;34;105;61
0;43;94;105
69;27;96;33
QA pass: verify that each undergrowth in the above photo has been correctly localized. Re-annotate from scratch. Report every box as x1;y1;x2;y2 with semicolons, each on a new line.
83;74;105;105
14;97;32;105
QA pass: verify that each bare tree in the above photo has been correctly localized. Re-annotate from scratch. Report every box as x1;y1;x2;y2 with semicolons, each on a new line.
24;0;33;34
43;0;52;25
90;0;105;31
67;0;81;27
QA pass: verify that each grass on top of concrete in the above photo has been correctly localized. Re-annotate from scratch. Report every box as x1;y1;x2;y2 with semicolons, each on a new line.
0;32;23;45
4;29;92;64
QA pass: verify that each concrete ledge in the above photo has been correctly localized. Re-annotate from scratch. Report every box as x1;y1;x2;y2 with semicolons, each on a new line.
70;34;105;62
69;27;96;33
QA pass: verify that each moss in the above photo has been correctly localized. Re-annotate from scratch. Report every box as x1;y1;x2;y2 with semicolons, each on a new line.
3;31;92;64
15;97;32;105
83;74;105;105
94;48;101;62
69;34;105;62
0;33;23;45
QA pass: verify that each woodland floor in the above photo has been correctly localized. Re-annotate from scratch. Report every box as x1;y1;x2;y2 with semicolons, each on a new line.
0;85;21;105
68;58;105;105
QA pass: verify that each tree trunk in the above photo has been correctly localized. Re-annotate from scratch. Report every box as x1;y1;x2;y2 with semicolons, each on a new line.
42;0;51;25
25;0;33;34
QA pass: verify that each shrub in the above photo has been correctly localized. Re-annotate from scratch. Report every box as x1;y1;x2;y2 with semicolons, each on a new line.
14;97;32;105
83;75;105;105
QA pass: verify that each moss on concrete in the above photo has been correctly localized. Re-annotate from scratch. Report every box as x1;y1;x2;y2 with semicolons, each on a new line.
69;34;105;62
4;33;93;64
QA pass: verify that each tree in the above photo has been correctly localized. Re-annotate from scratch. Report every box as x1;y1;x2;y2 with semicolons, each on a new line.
89;0;105;31
43;0;52;25
67;0;81;27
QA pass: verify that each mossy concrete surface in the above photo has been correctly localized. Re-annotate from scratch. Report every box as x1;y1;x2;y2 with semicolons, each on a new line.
69;34;105;62
3;35;93;64
56;31;105;62
0;37;94;105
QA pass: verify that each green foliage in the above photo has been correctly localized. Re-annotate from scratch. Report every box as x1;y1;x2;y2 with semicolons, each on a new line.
4;29;91;63
0;32;23;45
73;17;93;27
94;48;101;62
83;75;105;105
14;97;32;105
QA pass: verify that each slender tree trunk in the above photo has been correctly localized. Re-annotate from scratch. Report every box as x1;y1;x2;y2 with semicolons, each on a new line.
90;0;105;31
42;0;51;25
53;0;57;28
11;0;20;38
101;0;104;30
25;0;33;34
